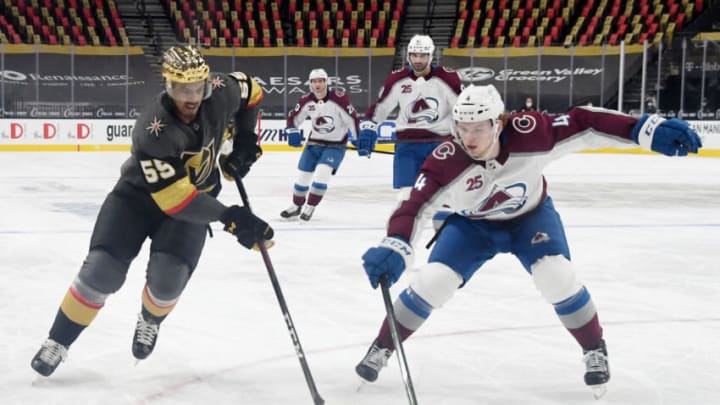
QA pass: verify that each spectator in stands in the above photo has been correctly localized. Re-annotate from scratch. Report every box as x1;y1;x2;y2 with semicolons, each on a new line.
520;96;536;112
280;68;360;221
645;96;658;114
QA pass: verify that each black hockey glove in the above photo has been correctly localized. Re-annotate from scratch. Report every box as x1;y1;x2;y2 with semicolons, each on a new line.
220;205;274;250
219;144;263;180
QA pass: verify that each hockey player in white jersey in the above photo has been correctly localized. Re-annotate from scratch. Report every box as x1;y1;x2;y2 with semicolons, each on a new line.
358;34;463;194
280;68;360;221
355;85;702;397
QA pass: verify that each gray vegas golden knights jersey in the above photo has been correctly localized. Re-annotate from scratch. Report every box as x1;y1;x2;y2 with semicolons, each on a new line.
118;71;263;222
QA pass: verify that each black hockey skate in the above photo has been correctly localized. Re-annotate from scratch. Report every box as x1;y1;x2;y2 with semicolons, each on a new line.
132;314;160;360
280;204;301;219
355;340;393;382
300;205;315;221
31;339;68;377
583;339;610;399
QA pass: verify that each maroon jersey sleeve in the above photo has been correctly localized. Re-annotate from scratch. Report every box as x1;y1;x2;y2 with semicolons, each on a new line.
435;66;463;95
287;93;313;127
333;90;360;132
386;141;472;240
503;108;638;153
364;68;408;120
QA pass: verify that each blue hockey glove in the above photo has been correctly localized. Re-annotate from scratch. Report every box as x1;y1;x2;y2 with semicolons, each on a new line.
357;120;378;156
285;127;302;147
348;128;358;147
362;237;414;289
632;114;702;156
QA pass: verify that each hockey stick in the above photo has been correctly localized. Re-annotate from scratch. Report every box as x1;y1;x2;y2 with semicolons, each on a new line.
346;136;450;155
377;136;451;144
380;275;418;405
346;144;395;155
235;177;325;405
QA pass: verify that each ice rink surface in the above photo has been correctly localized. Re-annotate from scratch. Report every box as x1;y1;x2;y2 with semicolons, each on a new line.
1;150;719;405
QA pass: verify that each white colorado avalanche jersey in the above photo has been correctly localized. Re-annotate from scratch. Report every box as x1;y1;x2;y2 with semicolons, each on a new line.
385;107;641;243
287;88;359;146
365;66;463;140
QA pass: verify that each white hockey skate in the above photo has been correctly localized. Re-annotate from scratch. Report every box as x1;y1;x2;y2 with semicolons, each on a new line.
299;205;315;221
355;340;393;383
583;339;610;399
280;204;301;219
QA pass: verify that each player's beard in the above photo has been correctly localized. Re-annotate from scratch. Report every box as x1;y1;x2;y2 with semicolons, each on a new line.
412;62;430;75
178;101;200;122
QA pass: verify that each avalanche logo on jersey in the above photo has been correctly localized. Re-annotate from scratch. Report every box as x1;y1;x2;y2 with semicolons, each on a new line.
511;115;537;134
432;141;456;160
313;115;336;134
460;183;528;218
404;96;440;124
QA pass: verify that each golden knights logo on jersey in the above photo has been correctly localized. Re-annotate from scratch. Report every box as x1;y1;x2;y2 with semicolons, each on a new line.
181;138;216;191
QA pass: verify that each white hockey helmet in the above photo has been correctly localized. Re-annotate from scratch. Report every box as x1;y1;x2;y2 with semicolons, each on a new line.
308;68;328;82
406;34;435;65
453;85;505;127
308;68;329;95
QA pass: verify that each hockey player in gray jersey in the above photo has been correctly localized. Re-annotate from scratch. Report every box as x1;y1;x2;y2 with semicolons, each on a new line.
280;68;360;221
356;85;702;397
31;45;274;377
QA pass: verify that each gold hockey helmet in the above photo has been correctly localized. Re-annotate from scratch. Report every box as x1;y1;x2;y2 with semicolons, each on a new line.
161;45;209;83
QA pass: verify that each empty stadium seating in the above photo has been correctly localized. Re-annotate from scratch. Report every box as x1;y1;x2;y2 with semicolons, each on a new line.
163;0;404;48
0;0;706;48
452;0;699;48
0;0;126;46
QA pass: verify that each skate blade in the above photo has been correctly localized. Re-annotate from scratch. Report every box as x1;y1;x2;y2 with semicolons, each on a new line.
590;384;607;399
31;375;47;386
